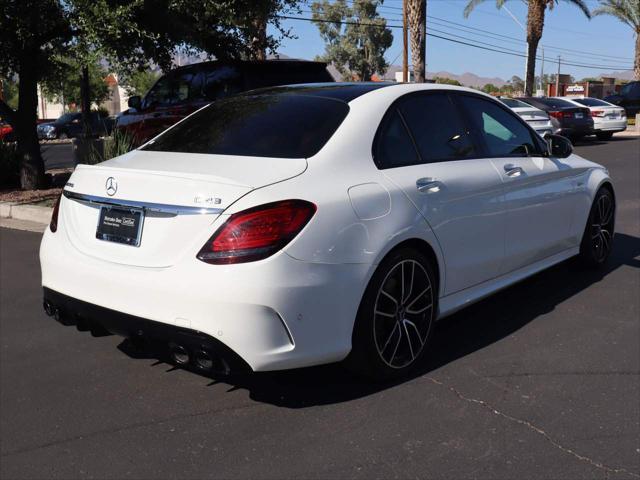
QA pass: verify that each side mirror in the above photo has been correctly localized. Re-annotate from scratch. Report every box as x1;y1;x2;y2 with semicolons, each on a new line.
127;95;142;111
544;133;573;158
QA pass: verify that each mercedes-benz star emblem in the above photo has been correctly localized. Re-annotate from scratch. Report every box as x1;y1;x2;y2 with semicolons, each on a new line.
105;177;118;196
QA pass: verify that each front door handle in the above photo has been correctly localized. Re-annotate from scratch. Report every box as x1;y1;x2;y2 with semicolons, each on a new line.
416;177;442;193
503;163;524;177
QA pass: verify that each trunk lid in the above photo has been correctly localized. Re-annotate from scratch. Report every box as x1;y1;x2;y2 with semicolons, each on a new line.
61;150;307;268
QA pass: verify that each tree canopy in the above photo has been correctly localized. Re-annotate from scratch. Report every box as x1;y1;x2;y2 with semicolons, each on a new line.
311;0;393;81
0;0;301;189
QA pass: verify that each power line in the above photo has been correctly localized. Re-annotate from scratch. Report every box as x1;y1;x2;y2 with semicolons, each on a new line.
300;0;633;62
283;14;634;70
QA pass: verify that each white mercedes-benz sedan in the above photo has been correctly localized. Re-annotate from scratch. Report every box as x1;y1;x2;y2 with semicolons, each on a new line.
40;83;616;380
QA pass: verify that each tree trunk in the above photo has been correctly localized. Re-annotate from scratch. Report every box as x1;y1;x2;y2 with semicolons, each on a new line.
524;1;545;96
16;53;46;190
635;29;640;81
407;0;426;82
248;2;268;61
80;65;92;137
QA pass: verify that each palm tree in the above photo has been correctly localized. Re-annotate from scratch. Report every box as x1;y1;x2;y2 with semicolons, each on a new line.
593;0;640;80
464;1;591;96
406;0;427;82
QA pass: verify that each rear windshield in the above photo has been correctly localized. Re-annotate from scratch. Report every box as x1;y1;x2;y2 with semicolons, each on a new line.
532;98;577;109
501;98;531;109
142;94;349;158
571;97;610;107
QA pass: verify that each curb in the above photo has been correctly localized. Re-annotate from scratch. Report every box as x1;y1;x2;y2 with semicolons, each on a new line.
0;202;52;225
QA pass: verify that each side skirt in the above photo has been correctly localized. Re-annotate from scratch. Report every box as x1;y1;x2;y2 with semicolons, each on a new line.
437;246;580;320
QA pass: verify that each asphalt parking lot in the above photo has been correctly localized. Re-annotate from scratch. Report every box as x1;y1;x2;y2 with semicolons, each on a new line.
1;137;638;479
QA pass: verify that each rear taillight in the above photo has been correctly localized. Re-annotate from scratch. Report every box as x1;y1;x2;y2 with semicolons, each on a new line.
49;194;62;232
591;110;604;117
548;111;563;119
197;200;316;264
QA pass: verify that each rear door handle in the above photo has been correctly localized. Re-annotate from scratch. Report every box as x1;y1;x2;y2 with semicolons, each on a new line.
416;178;442;193
503;163;524;177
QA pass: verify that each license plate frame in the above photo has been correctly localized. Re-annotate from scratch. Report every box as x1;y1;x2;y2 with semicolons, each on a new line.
575;112;584;119
96;206;145;247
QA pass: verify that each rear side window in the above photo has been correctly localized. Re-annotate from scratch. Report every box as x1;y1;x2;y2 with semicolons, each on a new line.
142;94;349;158
195;66;243;101
398;93;476;162
373;111;420;168
457;95;540;157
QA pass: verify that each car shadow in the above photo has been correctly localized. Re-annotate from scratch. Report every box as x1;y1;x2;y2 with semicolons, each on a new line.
574;135;638;147
118;232;640;408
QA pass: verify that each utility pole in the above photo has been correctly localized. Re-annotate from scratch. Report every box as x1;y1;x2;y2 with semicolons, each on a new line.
555;55;561;96
402;0;408;82
539;48;544;94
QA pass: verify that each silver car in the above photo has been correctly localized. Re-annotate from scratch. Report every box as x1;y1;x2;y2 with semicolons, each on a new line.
500;97;553;136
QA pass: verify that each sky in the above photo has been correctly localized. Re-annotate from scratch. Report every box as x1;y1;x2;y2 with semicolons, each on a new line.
267;0;636;82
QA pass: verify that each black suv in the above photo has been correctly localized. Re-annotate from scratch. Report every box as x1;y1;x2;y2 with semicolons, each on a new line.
116;60;335;144
604;81;640;117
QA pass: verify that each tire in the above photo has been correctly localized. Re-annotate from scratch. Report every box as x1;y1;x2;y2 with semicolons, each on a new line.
578;187;615;268
596;132;614;141
347;247;437;381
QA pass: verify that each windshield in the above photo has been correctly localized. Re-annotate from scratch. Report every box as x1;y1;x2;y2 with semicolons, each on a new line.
501;98;532;109
571;97;611;107
143;94;350;158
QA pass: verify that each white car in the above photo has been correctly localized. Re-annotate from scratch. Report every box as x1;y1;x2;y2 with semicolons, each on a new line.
40;83;616;380
557;97;626;140
499;97;554;136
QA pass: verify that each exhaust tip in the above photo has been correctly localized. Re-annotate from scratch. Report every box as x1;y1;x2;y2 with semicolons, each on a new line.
43;301;54;317
194;350;214;371
169;344;190;366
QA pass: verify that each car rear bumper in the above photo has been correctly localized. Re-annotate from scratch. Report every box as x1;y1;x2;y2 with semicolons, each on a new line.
593;118;627;133
43;287;251;374
39;226;369;372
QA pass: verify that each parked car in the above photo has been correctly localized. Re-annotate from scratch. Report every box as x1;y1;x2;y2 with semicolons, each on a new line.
37;112;113;140
41;83;615;380
604;81;640;117
499;97;553;136
557;97;626;140
0;118;14;142
518;97;594;141
116;60;335;145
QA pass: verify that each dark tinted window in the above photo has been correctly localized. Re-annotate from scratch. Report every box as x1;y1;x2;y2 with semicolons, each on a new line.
458;95;540;157
142;94;349;158
245;63;334;90
374;111;419;168
398;93;476;162
501;98;531;108
194;66;243;101
572;97;610;107
527;97;576;109
144;71;196;107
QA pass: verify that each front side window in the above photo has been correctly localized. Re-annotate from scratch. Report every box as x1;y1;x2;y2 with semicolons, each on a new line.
398;93;476;163
142;94;349;159
143;72;196;108
458;95;540;157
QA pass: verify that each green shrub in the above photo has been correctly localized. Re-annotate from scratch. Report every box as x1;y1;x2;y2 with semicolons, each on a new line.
85;129;136;165
0;141;21;188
